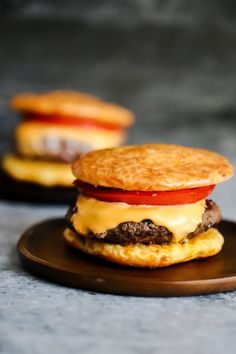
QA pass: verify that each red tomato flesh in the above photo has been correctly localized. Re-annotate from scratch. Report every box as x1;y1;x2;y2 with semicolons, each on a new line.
24;113;123;132
77;181;215;205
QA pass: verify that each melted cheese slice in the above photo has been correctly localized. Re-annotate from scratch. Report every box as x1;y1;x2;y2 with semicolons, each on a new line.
16;121;125;157
71;196;206;243
2;154;73;187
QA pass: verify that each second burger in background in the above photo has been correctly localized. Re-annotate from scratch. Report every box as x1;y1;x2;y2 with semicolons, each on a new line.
2;91;134;187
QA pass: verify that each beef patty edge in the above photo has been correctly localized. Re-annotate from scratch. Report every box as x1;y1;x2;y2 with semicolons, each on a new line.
66;199;221;245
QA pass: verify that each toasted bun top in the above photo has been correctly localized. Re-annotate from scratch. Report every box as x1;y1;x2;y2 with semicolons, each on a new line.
10;91;134;127
72;144;233;191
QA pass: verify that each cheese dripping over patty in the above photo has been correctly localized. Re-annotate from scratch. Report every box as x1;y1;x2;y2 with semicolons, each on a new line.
71;196;206;243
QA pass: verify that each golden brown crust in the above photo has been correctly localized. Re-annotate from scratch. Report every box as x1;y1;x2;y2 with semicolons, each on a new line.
2;154;74;187
64;227;224;268
10;91;134;127
72;144;234;191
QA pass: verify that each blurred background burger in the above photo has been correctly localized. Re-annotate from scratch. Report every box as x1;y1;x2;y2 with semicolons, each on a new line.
0;0;235;211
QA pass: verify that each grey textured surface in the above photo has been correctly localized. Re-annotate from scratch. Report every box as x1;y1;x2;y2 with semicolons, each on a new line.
1;15;236;354
3;0;236;27
1;20;236;157
1;190;236;354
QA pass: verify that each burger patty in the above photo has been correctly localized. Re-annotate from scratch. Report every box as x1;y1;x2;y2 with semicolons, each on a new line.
67;199;221;245
17;136;92;163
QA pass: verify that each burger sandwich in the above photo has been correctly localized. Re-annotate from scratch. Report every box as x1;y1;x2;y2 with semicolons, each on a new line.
2;91;134;187
64;144;233;267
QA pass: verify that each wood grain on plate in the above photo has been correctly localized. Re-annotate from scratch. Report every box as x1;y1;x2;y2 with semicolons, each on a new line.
17;218;236;296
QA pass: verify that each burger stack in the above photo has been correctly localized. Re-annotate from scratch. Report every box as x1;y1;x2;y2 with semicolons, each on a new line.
65;144;233;268
2;91;134;188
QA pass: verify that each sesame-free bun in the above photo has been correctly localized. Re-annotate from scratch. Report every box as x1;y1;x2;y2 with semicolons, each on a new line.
64;227;224;268
10;91;134;127
2;154;73;187
73;144;233;191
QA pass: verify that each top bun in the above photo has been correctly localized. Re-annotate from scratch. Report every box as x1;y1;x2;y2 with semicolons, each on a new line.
10;91;134;127
72;144;233;191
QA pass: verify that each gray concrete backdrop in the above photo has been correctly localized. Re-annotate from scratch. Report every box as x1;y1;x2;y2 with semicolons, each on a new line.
2;0;236;27
0;20;236;158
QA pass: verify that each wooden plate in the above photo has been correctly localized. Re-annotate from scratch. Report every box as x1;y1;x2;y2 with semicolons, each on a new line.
0;168;76;204
18;218;236;296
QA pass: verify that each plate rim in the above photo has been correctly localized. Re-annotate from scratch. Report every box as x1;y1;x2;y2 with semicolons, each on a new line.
17;218;236;296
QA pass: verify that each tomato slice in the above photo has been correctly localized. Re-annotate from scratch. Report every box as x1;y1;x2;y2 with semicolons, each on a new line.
77;181;215;205
24;113;123;132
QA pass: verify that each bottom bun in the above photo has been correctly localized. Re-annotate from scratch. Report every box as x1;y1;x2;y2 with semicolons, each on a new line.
64;227;224;268
2;154;74;187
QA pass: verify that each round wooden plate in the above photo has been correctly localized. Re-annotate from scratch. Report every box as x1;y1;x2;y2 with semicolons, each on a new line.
0;168;76;204
18;218;236;296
